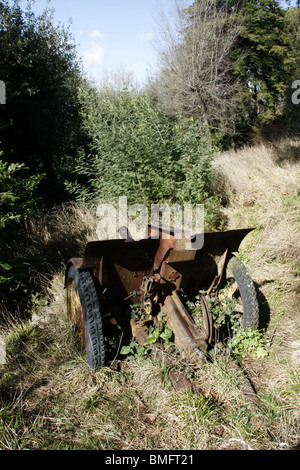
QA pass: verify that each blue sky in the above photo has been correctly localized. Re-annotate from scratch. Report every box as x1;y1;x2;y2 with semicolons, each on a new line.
20;0;186;85
20;0;297;86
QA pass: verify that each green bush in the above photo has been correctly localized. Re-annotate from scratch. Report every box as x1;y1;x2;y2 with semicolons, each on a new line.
0;155;42;300
230;329;271;360
66;87;222;227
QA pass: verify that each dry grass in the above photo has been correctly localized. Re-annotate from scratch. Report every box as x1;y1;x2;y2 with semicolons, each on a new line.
0;278;192;450
213;138;300;448
26;202;98;268
213;139;300;278
213;140;299;204
1;271;299;450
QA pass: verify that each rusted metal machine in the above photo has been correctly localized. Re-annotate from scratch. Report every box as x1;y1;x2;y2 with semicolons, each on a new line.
65;226;259;368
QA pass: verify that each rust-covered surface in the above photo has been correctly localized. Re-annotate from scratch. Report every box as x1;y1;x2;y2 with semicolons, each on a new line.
66;226;253;361
66;274;87;348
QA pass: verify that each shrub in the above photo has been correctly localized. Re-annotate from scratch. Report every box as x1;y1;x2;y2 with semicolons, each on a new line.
0;156;42;301
66;87;222;228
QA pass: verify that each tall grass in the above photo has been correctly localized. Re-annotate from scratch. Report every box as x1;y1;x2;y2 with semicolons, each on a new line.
213;140;300;277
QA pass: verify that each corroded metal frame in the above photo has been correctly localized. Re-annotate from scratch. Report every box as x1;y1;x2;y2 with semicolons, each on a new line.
65;226;253;360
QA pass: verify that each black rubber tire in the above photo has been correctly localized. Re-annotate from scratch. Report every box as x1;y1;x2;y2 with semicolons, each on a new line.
227;256;259;331
66;265;106;369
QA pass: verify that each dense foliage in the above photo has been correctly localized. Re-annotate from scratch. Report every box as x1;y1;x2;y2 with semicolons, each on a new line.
232;0;296;127
66;86;220;214
0;0;88;202
0;153;42;301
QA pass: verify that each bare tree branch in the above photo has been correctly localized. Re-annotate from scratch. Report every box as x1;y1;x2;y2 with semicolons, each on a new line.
151;0;245;139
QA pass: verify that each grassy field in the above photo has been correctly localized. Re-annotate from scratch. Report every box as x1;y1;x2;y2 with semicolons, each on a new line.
0;140;299;450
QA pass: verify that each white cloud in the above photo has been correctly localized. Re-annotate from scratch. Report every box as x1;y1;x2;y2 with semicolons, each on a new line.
90;29;105;39
141;32;157;42
82;42;105;67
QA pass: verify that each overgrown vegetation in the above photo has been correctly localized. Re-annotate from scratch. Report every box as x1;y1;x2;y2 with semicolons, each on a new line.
66;87;220;214
1;139;299;449
0;0;89;202
0;156;43;305
0;0;299;451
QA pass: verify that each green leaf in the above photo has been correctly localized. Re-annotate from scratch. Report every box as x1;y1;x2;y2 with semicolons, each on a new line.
120;345;134;356
144;328;161;345
0;275;13;283
160;327;173;342
0;263;12;271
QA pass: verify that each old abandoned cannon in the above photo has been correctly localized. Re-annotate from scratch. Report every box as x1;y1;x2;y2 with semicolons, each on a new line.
65;226;259;368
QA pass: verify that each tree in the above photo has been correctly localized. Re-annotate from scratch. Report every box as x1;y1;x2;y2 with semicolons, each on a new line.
0;0;87;202
150;0;297;146
150;0;244;145
0;151;42;302
233;0;292;123
66;83;222;228
283;5;300;136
